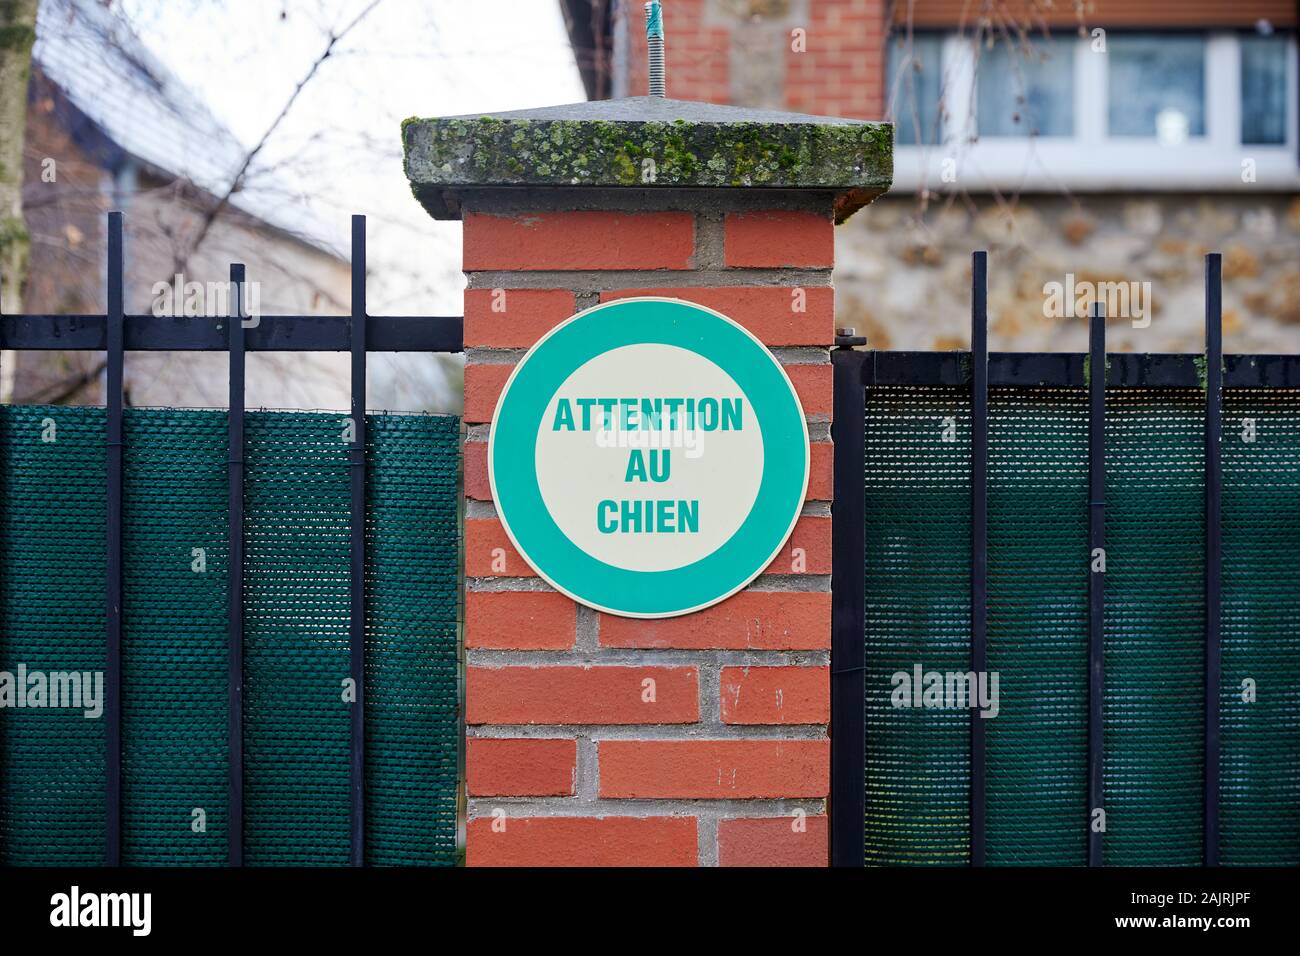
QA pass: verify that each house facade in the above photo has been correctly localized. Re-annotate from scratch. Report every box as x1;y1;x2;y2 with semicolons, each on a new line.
8;0;351;410
565;0;1300;353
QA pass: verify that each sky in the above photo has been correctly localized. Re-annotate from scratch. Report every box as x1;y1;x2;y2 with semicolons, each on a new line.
117;0;587;316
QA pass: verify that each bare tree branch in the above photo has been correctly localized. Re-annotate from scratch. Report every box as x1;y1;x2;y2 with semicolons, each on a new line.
172;0;386;274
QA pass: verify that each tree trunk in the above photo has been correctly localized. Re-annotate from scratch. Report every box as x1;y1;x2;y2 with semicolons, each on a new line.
0;0;40;314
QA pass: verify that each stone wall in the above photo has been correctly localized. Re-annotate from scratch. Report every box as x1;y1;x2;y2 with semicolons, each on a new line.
836;192;1300;354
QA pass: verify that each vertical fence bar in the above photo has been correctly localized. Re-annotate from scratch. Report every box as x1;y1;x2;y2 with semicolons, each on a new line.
0;250;3;866
1204;253;1223;867
227;263;246;867
969;251;988;867
830;337;867;867
349;215;368;866
1087;301;1106;868
104;211;124;866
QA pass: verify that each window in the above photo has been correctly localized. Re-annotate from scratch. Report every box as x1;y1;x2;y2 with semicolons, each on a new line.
888;29;1299;191
888;33;943;146
1241;34;1288;145
1107;34;1206;141
976;37;1074;137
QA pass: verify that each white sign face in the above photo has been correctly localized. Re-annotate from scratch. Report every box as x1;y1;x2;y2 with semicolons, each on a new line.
489;297;809;618
534;343;764;573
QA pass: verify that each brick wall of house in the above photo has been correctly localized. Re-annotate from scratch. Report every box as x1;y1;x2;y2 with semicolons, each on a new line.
461;189;837;867
619;0;885;119
610;0;1296;114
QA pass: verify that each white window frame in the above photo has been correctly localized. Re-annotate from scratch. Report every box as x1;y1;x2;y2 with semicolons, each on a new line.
891;31;1300;193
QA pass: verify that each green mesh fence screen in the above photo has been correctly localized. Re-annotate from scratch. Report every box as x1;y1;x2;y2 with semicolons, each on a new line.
863;386;971;866
0;405;460;867
1103;389;1204;865
1220;391;1300;866
864;385;1300;867
987;388;1088;866
0;408;108;865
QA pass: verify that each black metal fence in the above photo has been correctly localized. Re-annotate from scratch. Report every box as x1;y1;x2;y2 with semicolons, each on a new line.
0;213;464;866
830;253;1300;867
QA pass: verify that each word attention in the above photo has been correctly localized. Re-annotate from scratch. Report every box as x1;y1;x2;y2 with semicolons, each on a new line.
552;395;745;536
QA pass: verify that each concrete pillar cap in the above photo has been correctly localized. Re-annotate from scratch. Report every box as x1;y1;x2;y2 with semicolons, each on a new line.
402;96;892;223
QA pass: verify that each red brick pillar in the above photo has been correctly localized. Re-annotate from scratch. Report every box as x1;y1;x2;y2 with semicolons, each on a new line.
404;99;891;866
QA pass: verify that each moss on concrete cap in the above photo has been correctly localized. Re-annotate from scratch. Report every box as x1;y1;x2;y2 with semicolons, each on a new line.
402;96;892;224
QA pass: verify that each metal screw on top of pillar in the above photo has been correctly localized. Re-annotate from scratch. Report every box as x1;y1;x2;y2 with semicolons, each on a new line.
835;327;867;348
645;1;666;97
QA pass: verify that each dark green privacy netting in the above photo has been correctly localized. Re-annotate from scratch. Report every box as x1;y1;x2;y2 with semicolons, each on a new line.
1220;391;1300;866
987;388;1088;866
0;406;459;866
864;385;1300;867
1103;389;1204;866
863;386;971;866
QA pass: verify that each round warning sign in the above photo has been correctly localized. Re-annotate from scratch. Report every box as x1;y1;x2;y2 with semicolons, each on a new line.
488;297;808;618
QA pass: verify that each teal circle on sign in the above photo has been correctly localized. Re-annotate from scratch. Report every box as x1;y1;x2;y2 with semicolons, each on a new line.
488;297;809;618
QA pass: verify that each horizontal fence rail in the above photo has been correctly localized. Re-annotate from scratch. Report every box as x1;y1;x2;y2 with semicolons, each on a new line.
858;352;1300;389
834;252;1300;867
0;212;464;867
0;313;462;352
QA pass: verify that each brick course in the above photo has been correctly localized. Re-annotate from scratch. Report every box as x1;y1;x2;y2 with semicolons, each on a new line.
463;211;694;271
598;740;830;798
720;665;830;725
467;738;577;796
718;815;829;867
467;666;700;725
467;816;698;867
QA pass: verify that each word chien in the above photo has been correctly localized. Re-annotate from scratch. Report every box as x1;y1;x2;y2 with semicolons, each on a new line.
552;395;745;535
